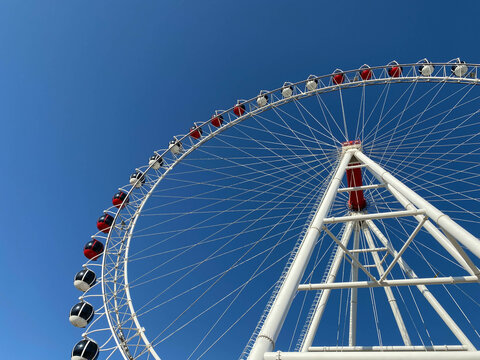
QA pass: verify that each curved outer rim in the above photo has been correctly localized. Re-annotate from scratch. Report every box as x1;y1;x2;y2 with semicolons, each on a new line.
97;61;480;360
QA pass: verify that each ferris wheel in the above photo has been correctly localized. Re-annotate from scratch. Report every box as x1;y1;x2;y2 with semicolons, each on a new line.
69;58;480;360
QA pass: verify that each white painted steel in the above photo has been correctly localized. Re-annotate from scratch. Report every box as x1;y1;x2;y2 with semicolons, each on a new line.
300;222;354;351
323;209;425;224
298;275;480;290
349;223;360;346
247;151;354;360
337;184;385;193
366;220;475;350
349;247;388;254
322;226;377;282
264;351;480;359
354;151;480;260
345;164;367;170
379;217;427;282
362;225;410;345
309;345;467;351
387;186;480;276
443;232;480;277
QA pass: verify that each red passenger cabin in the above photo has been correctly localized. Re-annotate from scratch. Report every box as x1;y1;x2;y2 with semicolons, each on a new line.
96;214;114;233
233;102;246;116
388;65;402;78
332;72;344;85
211;114;224;127
112;191;129;209
360;68;372;80
84;239;104;260
189;125;203;139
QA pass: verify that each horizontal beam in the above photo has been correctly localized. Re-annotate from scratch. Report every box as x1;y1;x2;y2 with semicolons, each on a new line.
264;352;480;359
338;184;385;193
349;247;388;254
346;164;368;169
299;275;479;291
308;345;468;352
323;209;426;224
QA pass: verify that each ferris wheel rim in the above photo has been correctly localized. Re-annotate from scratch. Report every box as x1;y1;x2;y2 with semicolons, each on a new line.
88;60;480;360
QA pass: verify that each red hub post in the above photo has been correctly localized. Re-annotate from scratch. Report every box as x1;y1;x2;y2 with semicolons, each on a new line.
342;140;367;211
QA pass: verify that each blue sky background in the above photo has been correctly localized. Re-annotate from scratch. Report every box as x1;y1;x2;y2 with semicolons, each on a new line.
1;1;480;358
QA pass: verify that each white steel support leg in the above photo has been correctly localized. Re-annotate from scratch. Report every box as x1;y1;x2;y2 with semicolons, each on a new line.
247;150;355;360
366;220;476;351
354;150;480;260
349;222;360;346
388;185;479;277
362;223;411;345
301;221;355;351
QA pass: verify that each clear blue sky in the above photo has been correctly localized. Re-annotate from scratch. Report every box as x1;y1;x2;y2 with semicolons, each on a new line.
1;1;480;359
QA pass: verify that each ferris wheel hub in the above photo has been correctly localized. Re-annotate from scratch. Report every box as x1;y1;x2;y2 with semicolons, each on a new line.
341;140;362;152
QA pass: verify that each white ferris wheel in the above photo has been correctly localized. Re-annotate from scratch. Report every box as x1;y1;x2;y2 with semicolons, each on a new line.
69;59;480;360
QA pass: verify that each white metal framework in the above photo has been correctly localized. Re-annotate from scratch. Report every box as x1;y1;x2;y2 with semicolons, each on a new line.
71;59;480;360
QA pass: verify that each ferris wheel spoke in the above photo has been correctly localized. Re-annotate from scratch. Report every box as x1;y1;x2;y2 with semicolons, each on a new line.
315;93;348;142
391;134;480;183
363;79;450;145
355;84;366;141
135;180;321;294
337;87;350;142
134;239;292;320
131;170;323;321
376;81;419;164
271;103;330;142
137;184;324;334
184;185;321;359
231;121;327;153
130;227;305;288
129;217;306;271
245;110;329;147
126;170;323;271
147;156;321;199
365;79;395;152
203;129;327;185
143;251;291;359
265;106;335;171
377;155;480;222
372;119;480;153
373;115;480;164
292;96;339;146
384;86;478;176
157;156;319;198
361;78;392;140
131;161;324;240
227;119;326;178
271;102;338;150
194;280;279;360
144;155;324;211
375;153;480;197
376;82;449;162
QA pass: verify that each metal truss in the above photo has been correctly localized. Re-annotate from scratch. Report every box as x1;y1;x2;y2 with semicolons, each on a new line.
248;148;480;360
